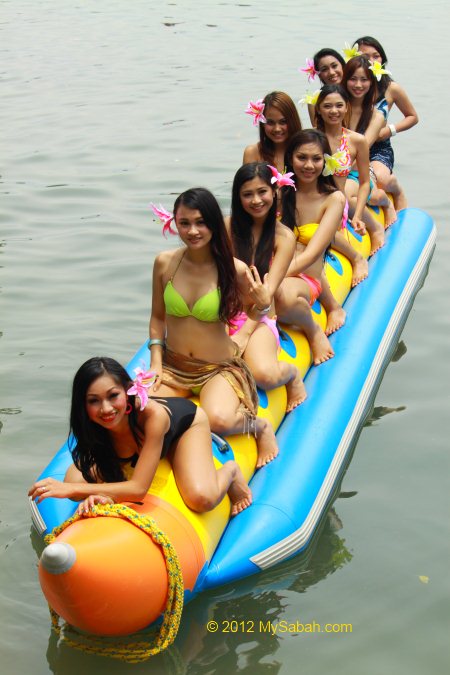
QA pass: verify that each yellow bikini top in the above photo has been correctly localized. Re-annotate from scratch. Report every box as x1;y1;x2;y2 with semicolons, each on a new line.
293;222;320;246
163;252;221;323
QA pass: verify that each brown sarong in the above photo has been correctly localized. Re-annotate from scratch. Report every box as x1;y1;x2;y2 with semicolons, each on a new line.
161;347;259;419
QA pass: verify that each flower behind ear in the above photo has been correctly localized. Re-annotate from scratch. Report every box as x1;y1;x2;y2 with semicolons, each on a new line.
245;99;267;126
343;42;362;62
150;203;177;237
369;61;392;81
127;368;157;410
299;57;318;83
268;165;296;190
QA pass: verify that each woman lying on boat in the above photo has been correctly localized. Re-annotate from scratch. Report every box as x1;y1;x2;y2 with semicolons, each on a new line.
28;357;252;516
226;161;306;408
149;187;279;468
342;55;393;251
276;129;346;340
355;35;418;211
243;91;302;172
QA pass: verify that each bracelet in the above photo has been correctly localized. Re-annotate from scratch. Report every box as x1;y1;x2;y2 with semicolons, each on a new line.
388;124;397;137
147;338;165;350
256;304;271;315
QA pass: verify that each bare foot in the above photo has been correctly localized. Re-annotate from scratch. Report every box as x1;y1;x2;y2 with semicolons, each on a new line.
325;307;346;336
228;466;252;516
382;202;397;228
369;227;385;256
255;419;279;468
351;255;369;287
286;370;307;412
309;323;335;363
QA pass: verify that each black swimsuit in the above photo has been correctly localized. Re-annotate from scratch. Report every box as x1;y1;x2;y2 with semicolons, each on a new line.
120;397;198;467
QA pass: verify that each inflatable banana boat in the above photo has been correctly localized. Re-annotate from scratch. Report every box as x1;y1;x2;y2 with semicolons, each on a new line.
30;207;435;640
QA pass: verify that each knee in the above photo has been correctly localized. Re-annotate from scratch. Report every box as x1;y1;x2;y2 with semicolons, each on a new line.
253;366;280;391
205;409;232;436
184;487;217;513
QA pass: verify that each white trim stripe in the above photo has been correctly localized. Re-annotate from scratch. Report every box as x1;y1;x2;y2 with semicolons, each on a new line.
251;226;436;569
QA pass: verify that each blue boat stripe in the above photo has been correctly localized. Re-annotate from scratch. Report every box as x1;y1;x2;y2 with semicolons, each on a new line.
250;225;436;569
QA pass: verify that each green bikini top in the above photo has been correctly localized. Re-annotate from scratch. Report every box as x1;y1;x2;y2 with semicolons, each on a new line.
163;252;221;323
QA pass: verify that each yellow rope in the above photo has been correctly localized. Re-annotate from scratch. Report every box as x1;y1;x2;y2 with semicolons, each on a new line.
44;502;184;662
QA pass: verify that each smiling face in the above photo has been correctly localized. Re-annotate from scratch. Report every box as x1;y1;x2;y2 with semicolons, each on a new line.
86;374;128;429
239;176;275;221
291;142;324;183
175;205;213;249
317;92;347;125
346;66;371;99
317;55;344;85
358;43;383;64
263;105;289;145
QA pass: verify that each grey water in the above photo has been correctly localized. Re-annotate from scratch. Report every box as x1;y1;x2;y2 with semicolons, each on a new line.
1;1;449;674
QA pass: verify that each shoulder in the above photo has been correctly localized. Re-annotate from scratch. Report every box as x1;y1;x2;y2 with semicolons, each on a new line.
386;81;402;99
140;399;170;433
347;129;368;148
275;221;296;242
326;190;346;208
243;144;260;163
234;257;249;277
154;249;182;274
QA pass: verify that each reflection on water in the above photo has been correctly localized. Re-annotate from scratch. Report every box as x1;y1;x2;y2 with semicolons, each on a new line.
365;404;407;427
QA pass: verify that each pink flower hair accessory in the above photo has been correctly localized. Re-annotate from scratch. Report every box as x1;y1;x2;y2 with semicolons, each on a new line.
299;58;318;83
127;367;157;411
150;202;177;237
268;165;296;190
245;99;267;126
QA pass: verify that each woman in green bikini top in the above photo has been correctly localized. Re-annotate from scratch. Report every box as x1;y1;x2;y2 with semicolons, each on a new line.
149;187;280;469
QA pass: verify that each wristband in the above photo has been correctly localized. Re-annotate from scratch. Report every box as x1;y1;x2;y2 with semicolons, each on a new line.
388;124;397;137
256;305;271;315
147;338;165;349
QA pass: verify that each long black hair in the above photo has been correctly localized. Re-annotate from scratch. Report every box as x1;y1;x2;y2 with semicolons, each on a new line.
69;357;142;483
258;91;302;164
353;36;393;100
230;162;277;278
315;84;351;131
342;55;377;135
281;129;336;232
173;188;242;322
313;48;346;85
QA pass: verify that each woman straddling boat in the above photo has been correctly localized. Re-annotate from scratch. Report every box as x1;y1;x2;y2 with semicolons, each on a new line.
243;91;302;172
226;161;306;409
342;55;394;252
149;187;279;468
28;357;252;516
355;35;418;211
276;129;346;345
314;84;370;284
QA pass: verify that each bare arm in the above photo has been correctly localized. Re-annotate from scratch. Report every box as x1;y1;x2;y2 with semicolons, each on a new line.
29;406;169;504
352;134;371;223
378;82;419;140
243;144;261;165
266;224;296;296
364;109;386;148
149;252;171;389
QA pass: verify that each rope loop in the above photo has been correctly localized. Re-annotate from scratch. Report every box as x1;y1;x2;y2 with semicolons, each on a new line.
44;502;184;662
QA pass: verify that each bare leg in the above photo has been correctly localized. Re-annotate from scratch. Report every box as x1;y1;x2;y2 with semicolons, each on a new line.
371;160;407;210
243;323;306;411
333;231;369;287
200;374;279;469
171;407;252;516
369;186;397;228
345;182;385;255
276;278;334;364
318;272;346;335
